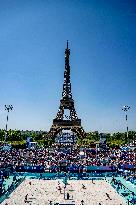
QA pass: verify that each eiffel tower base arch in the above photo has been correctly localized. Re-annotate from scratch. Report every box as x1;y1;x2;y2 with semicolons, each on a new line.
48;119;86;140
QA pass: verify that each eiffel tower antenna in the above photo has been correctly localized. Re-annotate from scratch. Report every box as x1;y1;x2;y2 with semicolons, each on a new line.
48;41;86;139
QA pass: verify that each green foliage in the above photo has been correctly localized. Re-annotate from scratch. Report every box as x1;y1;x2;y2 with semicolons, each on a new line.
0;129;5;141
0;129;135;148
78;131;136;147
9;140;26;149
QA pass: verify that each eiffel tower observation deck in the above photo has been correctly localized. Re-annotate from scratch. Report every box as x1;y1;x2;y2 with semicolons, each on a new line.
48;41;86;139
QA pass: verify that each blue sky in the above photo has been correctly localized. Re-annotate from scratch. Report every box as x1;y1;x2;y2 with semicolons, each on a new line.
0;0;136;133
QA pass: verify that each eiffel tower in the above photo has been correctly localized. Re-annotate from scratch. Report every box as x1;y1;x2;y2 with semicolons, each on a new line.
48;41;86;139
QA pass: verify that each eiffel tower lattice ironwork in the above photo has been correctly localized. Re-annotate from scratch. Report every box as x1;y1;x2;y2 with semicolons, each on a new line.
48;41;86;139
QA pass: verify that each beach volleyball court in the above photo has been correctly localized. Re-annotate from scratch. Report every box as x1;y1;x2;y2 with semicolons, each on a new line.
1;179;127;205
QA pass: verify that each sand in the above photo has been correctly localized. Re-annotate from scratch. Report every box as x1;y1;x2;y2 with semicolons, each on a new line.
1;179;127;205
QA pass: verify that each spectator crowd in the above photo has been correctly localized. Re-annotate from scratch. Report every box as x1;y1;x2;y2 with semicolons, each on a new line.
0;143;135;173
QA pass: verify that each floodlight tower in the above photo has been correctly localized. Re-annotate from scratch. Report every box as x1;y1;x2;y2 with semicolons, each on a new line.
5;105;13;141
122;105;130;141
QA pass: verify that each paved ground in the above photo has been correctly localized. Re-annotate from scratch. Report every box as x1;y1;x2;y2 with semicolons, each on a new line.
1;179;127;205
